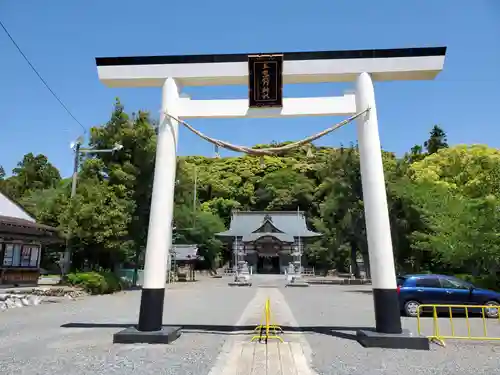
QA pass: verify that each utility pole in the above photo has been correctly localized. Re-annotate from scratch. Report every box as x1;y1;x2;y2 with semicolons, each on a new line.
71;143;81;200
61;137;123;275
61;140;81;276
192;166;197;228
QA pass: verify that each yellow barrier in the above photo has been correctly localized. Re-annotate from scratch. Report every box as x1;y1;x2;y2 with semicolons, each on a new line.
417;304;500;347
251;297;284;343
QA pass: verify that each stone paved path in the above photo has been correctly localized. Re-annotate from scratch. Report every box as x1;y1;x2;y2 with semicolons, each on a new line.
207;276;317;375
219;342;310;375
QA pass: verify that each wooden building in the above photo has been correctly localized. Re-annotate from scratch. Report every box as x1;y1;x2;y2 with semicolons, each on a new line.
0;191;60;285
170;244;200;282
216;211;321;274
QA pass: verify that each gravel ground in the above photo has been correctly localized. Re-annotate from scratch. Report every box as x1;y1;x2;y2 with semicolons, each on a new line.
283;284;500;375
2;277;500;375
0;277;256;375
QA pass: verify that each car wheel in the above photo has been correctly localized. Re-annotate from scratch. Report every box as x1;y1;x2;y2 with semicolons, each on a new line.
404;300;421;317
484;301;500;318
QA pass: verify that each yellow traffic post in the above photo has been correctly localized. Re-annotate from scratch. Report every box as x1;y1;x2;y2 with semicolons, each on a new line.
251;297;284;343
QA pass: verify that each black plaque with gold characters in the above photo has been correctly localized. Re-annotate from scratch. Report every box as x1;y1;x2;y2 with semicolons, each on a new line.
248;54;283;108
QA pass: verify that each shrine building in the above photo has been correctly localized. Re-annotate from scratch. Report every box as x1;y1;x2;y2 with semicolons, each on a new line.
216;211;321;274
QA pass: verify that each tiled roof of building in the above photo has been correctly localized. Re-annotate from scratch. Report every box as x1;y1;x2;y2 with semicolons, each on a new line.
216;211;321;241
171;244;199;261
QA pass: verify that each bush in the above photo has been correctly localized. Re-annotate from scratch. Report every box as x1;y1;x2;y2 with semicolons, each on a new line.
65;271;129;295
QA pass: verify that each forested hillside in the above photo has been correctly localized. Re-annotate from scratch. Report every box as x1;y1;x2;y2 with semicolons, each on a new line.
1;99;499;288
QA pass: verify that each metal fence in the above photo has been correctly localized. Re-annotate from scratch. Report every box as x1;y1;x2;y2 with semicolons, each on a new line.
417;304;500;347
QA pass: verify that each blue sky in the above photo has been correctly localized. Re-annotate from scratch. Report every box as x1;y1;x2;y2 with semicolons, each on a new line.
1;0;499;178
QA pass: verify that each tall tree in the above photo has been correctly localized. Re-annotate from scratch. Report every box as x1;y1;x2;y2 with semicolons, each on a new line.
424;125;448;154
6;153;61;199
62;165;135;271
88;99;157;264
313;146;367;277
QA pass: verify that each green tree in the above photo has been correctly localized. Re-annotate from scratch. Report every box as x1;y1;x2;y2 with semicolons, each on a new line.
403;181;500;276
255;168;316;211
1;153;61;199
313;146;368;276
200;197;241;226
409;144;500;198
88;99;157;264
13;153;61;194
174;205;225;269
20;180;70;228
403;144;426;164
424;125;448;155
64;174;135;271
19;181;70;271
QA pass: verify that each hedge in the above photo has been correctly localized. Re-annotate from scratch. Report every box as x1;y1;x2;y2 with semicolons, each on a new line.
65;271;130;295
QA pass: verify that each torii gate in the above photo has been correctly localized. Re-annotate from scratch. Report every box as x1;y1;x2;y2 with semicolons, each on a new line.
95;47;446;349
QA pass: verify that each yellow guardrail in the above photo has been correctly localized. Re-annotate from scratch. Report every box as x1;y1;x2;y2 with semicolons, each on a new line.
417;304;500;347
251;297;284;343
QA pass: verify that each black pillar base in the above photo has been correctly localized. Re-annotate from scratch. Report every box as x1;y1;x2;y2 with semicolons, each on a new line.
373;288;402;334
356;329;429;350
138;288;165;332
113;326;182;344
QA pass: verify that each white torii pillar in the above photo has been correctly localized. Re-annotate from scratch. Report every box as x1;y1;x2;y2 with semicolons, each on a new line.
137;78;180;333
356;72;401;335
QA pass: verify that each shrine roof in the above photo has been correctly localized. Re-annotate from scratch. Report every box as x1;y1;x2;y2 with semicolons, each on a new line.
171;244;199;261
216;211;321;240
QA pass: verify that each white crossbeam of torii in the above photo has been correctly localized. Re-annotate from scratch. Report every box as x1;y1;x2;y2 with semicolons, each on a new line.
95;47;446;349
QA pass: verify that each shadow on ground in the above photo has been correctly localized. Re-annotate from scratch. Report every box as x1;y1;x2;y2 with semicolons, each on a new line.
61;322;374;341
345;290;373;295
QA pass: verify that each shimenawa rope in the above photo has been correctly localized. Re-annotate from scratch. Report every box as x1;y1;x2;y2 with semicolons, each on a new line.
161;107;370;157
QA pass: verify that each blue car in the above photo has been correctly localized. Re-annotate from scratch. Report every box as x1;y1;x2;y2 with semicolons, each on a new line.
397;274;500;318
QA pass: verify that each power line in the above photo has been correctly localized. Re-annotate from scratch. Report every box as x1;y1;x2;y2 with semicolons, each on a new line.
0;19;87;133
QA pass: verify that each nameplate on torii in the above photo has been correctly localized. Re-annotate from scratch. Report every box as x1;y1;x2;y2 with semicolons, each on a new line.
248;54;283;108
